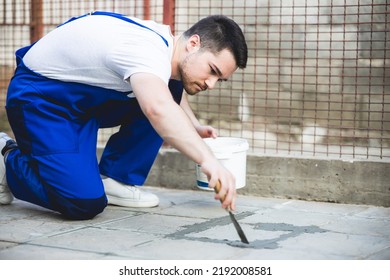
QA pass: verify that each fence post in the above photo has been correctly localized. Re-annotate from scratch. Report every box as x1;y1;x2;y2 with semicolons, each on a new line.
163;0;175;34
30;0;43;43
143;0;150;20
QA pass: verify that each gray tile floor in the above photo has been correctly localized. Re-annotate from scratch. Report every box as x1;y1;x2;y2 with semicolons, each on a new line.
0;186;389;260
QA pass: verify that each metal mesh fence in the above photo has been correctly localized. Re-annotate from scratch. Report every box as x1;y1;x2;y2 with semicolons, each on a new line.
1;0;389;161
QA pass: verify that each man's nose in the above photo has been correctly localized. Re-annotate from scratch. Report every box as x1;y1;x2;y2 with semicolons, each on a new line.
205;76;219;90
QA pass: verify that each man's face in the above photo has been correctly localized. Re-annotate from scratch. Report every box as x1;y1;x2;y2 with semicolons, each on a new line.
178;48;237;95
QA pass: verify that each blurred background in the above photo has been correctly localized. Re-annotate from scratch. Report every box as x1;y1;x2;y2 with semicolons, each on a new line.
1;0;389;163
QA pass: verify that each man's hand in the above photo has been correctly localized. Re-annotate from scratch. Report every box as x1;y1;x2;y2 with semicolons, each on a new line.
200;158;236;211
196;125;218;139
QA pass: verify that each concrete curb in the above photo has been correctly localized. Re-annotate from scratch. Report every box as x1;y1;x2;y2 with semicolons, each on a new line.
145;149;390;207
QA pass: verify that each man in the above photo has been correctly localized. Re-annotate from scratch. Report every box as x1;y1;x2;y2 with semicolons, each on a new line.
0;11;248;220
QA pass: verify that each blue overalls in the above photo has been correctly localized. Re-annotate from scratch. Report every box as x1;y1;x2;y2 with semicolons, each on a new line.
5;12;183;219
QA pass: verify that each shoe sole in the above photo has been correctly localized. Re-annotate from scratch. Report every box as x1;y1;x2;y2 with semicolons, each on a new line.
106;195;159;208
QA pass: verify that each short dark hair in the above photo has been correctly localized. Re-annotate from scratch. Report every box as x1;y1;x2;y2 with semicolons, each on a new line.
183;15;248;69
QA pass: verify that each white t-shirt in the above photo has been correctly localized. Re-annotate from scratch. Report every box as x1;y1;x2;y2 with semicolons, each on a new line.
23;14;174;95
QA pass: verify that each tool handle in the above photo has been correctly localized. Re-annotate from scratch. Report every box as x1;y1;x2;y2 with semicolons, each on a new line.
214;180;225;204
214;180;233;212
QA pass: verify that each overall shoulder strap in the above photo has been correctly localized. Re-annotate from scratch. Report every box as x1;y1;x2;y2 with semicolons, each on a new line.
58;11;169;47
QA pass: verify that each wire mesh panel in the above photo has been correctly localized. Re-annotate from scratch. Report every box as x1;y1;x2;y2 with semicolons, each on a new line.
0;0;389;161
178;0;390;161
0;0;163;139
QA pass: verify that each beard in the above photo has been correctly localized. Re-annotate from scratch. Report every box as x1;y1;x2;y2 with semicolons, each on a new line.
180;71;199;96
178;54;202;95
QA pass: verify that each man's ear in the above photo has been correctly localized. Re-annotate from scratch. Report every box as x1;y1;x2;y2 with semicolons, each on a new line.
186;34;201;52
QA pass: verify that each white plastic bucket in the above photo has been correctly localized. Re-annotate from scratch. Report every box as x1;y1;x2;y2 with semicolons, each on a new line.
196;137;249;191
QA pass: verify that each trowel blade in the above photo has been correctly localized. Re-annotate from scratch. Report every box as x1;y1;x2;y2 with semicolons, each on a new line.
214;181;249;244
228;211;249;244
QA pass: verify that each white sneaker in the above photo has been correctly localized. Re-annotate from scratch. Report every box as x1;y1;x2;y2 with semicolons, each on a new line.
0;132;14;205
102;177;159;208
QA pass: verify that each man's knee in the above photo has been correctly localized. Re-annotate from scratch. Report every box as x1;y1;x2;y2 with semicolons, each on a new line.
52;195;108;220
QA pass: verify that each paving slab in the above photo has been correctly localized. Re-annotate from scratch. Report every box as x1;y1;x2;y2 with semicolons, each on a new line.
0;186;389;260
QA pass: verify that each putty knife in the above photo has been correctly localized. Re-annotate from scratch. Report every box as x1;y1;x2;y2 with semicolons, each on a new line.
214;181;249;244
